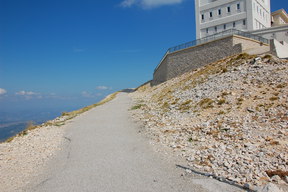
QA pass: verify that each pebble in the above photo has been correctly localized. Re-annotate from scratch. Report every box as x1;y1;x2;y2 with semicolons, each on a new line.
130;54;288;188
0;117;67;192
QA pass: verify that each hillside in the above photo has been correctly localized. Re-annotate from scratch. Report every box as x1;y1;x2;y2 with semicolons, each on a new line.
130;53;288;190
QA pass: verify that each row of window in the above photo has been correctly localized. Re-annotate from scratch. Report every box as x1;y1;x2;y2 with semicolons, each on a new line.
205;19;246;34
255;19;266;29
253;1;269;23
201;3;241;20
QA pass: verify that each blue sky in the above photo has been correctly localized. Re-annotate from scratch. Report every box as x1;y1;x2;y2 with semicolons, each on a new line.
0;0;286;112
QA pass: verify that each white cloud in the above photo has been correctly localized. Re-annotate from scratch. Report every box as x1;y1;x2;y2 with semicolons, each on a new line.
121;0;135;7
16;91;38;96
81;91;102;98
0;88;7;95
96;86;111;90
120;0;183;8
15;90;42;100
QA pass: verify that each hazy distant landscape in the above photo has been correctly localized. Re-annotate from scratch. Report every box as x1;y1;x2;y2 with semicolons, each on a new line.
0;101;100;141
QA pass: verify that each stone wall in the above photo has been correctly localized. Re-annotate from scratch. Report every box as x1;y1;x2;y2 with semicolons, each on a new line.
152;35;269;86
153;57;168;85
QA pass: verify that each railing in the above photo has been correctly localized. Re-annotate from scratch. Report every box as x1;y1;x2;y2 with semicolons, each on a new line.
155;29;269;71
168;29;269;53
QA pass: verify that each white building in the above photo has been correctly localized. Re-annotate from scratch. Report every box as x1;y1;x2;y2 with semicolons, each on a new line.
195;0;271;39
271;9;288;27
250;8;288;46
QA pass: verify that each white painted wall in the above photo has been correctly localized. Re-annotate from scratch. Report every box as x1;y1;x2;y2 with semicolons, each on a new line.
195;0;271;38
273;39;288;58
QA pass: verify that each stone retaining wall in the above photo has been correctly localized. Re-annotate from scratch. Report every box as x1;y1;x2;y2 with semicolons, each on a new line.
152;35;269;86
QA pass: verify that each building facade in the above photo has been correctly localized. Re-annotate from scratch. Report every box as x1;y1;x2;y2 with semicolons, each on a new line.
271;9;288;27
195;0;271;39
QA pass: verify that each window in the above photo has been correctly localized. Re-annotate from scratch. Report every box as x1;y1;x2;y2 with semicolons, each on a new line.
237;3;240;10
210;12;213;17
215;26;217;32
243;19;246;25
206;28;209;33
224;24;226;30
202;14;204;20
218;9;221;15
227;6;231;13
233;22;236;27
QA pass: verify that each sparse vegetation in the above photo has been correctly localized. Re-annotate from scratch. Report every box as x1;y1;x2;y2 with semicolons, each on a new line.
61;92;119;119
272;92;279;96
236;97;244;105
263;54;272;59
269;140;280;145
26;121;36;131
178;100;192;112
221;91;230;96
161;102;170;111
276;83;286;88
269;96;279;101
218;110;225;115
221;67;228;73
131;104;145;110
198;98;214;109
217;98;226;105
236;53;250;60
171;98;180;105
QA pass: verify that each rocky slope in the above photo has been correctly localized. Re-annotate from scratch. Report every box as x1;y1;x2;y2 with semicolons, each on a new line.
130;53;288;191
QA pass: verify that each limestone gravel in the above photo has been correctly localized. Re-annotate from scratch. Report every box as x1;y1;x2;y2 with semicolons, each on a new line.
0;118;67;192
130;54;288;191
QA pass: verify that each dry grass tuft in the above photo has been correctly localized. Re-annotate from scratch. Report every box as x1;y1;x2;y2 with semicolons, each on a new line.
198;98;214;109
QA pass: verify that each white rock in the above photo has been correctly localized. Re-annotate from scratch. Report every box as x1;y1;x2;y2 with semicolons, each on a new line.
257;183;283;192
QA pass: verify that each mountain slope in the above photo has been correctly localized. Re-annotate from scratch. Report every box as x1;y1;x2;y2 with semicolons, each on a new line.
130;53;288;189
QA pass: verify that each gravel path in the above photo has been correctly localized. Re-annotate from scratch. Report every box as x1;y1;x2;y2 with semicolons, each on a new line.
25;92;242;192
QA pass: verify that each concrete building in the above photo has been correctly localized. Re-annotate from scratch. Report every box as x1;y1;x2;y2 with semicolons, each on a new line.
271;9;288;26
249;9;288;44
195;0;271;39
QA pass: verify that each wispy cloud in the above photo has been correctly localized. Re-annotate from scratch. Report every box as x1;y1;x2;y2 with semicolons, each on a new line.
16;91;38;96
0;88;7;95
81;91;102;98
15;90;42;100
96;86;112;90
121;0;135;7
120;0;184;9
